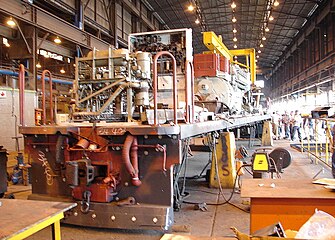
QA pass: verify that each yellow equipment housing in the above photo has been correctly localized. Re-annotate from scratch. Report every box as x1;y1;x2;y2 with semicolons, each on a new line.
252;152;270;172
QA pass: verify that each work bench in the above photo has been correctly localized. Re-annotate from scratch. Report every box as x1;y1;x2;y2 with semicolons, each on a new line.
241;178;335;233
0;199;76;240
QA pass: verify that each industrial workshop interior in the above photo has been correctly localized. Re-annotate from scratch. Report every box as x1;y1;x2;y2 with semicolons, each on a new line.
1;0;335;239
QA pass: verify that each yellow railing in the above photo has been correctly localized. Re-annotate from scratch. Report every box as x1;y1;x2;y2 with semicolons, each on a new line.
298;118;334;170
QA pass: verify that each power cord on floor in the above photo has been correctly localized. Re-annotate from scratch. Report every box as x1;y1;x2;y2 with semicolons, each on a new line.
181;132;252;213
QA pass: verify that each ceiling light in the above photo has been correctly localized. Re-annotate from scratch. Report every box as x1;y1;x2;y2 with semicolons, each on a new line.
187;5;194;11
195;19;200;24
274;0;279;7
233;28;237;33
260;43;264;48
60;68;65;74
256;55;259;58
255;59;258;63
231;2;236;9
36;62;42;68
6;17;16;27
232;16;237;23
233;44;237;48
262;36;266;41
233;37;237;42
324;34;327;37
5;43;10;47
258;50;261;53
265;27;270;32
54;36;61;44
269;15;274;21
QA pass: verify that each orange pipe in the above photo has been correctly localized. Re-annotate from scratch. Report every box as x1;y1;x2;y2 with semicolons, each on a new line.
122;135;141;186
41;70;54;124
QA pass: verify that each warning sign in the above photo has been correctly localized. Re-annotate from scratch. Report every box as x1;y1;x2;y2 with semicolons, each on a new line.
0;91;7;99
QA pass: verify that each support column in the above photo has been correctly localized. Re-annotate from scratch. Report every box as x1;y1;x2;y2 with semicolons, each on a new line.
261;121;273;146
209;132;237;189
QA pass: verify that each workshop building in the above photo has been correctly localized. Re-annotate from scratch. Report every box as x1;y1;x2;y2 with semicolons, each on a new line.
0;0;335;239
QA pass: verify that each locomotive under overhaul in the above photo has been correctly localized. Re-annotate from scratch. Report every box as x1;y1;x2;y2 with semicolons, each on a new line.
19;29;269;231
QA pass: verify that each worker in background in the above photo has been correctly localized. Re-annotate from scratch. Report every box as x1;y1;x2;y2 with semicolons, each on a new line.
289;111;295;140
271;111;280;140
282;111;290;139
291;110;302;142
303;115;315;141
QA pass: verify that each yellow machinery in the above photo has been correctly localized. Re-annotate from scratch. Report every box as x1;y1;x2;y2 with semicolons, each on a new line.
203;31;256;85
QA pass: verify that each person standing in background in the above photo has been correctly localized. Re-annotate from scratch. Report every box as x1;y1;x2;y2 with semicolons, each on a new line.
282;111;290;139
291;110;302;142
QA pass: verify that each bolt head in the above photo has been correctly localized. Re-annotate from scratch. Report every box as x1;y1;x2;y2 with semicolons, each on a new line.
92;213;97;219
131;216;136;222
111;215;116;221
74;212;78;216
153;217;158;223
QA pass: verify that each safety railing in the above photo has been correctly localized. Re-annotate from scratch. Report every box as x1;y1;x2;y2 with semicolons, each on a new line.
296;117;335;172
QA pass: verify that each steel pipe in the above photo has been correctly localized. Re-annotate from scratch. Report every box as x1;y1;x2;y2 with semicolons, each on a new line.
41;70;54;125
19;64;25;126
185;60;195;124
152;51;178;126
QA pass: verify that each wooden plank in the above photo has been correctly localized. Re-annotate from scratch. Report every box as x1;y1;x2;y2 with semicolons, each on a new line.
241;178;335;199
0;199;76;239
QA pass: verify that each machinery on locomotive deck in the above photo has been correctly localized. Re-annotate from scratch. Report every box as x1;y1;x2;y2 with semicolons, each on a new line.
194;31;260;115
18;28;269;231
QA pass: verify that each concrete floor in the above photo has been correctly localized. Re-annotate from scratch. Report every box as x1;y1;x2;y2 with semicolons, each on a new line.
4;138;333;239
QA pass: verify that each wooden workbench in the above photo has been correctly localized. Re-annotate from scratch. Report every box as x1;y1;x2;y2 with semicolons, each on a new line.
0;199;76;240
241;178;335;233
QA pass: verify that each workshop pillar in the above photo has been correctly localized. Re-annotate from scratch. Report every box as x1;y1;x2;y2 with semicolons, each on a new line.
261;121;273;146
210;132;237;189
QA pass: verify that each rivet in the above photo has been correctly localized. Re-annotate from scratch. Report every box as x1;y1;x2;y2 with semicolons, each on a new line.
144;151;149;155
111;215;116;221
92;213;97;219
153;217;158;223
74;212;78;216
131;216;136;222
124;182;129;186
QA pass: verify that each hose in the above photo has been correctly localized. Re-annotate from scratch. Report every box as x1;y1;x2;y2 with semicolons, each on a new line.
122;134;141;186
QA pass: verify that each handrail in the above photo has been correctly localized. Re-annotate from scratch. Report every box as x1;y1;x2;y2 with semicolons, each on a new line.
152;51;178;126
19;64;25;126
185;60;195;124
41;70;54;125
